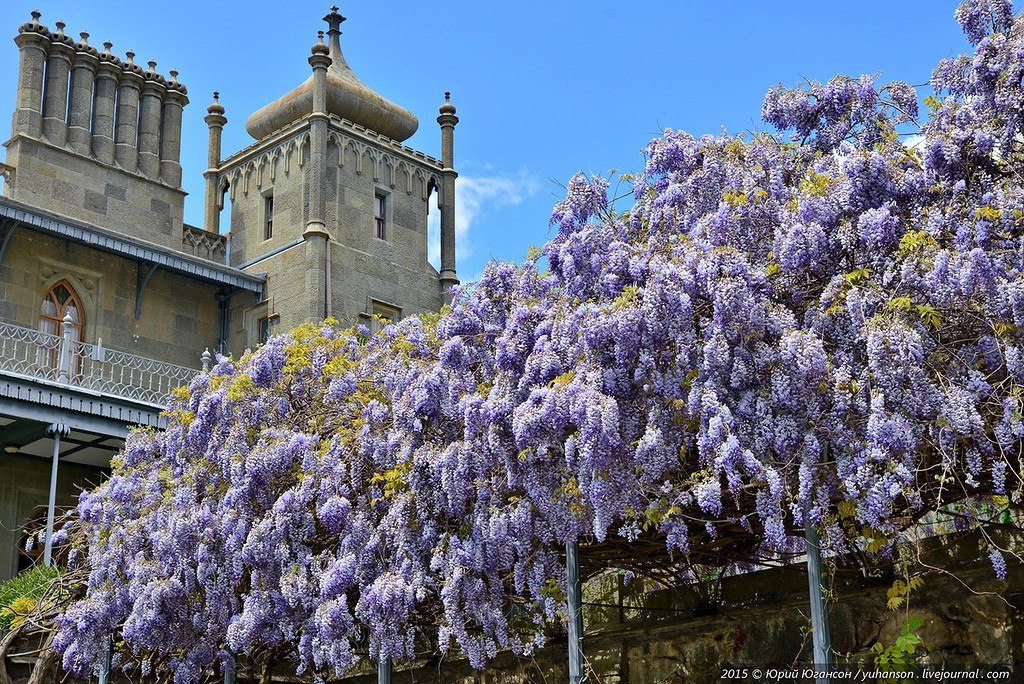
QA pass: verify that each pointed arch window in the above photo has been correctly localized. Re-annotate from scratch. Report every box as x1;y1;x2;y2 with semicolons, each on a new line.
39;280;84;337
38;280;84;373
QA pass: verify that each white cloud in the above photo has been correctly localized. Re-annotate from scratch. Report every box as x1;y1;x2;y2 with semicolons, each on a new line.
427;170;539;269
903;134;925;150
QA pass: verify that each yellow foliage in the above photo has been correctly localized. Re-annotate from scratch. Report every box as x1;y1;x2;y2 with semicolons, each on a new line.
887;296;912;311
974;205;1002;221
886;576;924;611
370;461;412;500
225;374;255;401
898;230;938;255
723;189;748;207
163;408;196;426
799;170;836;197
1;597;38;627
550;371;576;388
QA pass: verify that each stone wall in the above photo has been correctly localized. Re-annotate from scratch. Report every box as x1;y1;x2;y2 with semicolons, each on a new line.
221;120;443;336
4;136;188;253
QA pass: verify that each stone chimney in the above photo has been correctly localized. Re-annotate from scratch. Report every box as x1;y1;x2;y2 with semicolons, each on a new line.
3;11;191;252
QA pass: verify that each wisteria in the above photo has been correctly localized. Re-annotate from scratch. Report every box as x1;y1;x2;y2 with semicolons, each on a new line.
53;2;1024;681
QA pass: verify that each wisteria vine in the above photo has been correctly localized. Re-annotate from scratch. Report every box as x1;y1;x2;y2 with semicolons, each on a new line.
55;2;1024;681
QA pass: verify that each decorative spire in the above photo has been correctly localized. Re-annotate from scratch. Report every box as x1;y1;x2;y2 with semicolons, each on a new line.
322;5;351;72
145;59;165;85
324;5;346;35
167;68;186;94
207;90;226;116
311;30;329;56
439;91;456;116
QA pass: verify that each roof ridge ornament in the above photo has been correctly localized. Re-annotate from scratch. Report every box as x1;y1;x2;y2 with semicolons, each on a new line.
322;5;351;74
324;5;346;34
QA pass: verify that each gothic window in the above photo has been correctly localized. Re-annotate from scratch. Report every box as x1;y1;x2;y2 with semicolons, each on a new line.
38;280;84;372
39;280;84;339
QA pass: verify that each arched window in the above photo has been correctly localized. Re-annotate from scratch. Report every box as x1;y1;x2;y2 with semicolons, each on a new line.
38;280;84;374
39;280;84;338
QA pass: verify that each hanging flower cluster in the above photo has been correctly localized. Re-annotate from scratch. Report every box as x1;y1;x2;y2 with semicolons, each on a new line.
56;2;1024;681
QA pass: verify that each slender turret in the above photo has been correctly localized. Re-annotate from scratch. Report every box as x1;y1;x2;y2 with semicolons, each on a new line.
438;92;459;291
203;92;227;233
304;31;332;321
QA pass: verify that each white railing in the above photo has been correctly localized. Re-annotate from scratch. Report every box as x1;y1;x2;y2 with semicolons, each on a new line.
0;313;201;406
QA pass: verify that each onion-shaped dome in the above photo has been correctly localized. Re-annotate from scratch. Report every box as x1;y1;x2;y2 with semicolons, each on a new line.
207;91;225;116
245;7;418;142
439;92;456;116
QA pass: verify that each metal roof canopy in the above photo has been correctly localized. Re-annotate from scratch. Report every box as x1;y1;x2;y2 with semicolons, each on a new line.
0;196;264;294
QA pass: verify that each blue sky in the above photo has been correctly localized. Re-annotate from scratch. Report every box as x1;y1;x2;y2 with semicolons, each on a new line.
0;2;973;282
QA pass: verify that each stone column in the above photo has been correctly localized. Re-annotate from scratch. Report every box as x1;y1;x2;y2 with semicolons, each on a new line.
114;52;144;172
137;61;166;180
437;92;460;290
203;92;227;233
304;34;332;322
12;12;50;139
91;43;121;164
41;21;75;146
159;70;188;187
66;32;99;156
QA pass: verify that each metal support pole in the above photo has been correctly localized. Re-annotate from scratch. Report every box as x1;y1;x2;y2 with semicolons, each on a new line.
223;660;235;684
378;655;392;684
43;423;69;566
97;635;112;684
566;540;585;684
805;522;832;683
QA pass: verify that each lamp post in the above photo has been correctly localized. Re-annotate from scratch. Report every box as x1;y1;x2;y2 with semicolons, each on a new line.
43;422;70;566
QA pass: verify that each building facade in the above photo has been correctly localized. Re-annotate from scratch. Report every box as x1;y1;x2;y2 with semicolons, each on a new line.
0;7;458;580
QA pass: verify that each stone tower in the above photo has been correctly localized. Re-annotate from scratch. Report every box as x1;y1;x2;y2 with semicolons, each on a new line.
5;12;189;251
205;7;458;336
